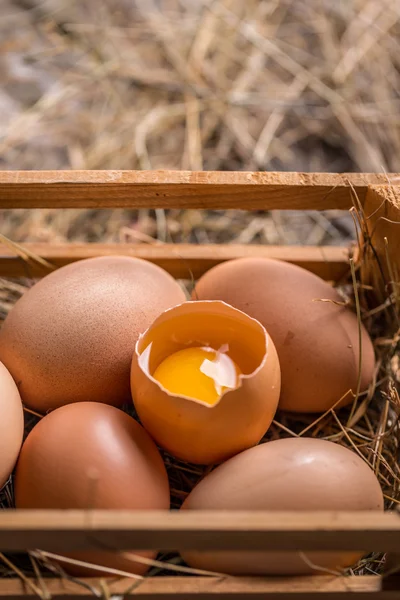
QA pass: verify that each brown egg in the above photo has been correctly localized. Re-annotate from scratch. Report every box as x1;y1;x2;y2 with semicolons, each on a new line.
0;361;24;487
181;437;384;575
15;402;170;576
0;256;186;413
131;301;281;464
194;258;375;413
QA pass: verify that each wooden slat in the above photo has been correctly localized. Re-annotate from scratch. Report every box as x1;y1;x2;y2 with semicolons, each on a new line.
0;171;395;210
361;185;400;301
0;511;399;553
0;575;396;600
0;243;350;280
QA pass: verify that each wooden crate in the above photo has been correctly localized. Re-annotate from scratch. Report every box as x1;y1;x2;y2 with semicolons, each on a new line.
0;170;399;600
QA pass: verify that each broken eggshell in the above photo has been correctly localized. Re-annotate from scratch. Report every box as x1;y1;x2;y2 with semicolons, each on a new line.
130;301;281;465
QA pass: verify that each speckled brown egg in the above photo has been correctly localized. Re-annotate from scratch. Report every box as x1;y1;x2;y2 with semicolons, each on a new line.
0;361;24;487
181;437;384;575
0;256;186;413
15;402;170;577
194;258;375;413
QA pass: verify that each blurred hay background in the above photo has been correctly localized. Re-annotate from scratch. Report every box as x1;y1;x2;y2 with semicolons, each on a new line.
1;0;400;245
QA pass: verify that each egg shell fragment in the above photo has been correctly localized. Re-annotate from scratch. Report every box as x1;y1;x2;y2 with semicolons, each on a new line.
181;437;384;575
0;256;186;413
15;402;170;577
131;300;281;465
0;361;24;487
194;257;375;413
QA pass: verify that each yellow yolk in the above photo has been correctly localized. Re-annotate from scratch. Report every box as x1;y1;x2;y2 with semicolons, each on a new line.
153;347;241;406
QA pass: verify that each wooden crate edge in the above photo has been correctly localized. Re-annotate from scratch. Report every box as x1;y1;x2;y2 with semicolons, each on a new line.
0;243;351;281
0;510;399;552
0;170;397;209
0;575;395;599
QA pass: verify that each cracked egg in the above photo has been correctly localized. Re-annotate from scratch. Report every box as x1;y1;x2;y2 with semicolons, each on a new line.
130;301;281;465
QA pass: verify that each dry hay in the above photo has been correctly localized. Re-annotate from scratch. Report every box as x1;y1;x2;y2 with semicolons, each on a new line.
2;0;400;173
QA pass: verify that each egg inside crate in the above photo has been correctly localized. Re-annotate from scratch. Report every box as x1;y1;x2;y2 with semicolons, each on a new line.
181;437;384;575
0;361;24;488
15;402;170;577
0;256;186;413
131;301;281;465
194;257;375;413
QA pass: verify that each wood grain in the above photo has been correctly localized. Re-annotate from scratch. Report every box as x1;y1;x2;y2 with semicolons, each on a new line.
361;185;400;301
0;510;399;553
0;575;395;600
0;170;395;209
0;243;350;280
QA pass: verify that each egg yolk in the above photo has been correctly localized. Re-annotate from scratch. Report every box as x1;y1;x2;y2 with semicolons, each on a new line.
153;347;241;405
